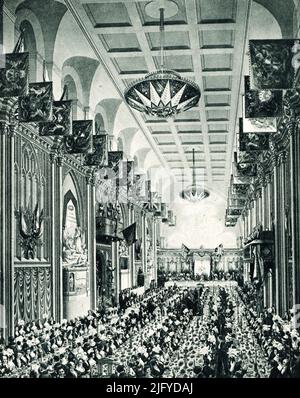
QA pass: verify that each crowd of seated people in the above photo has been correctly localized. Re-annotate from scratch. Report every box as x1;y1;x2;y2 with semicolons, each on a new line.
239;283;300;378
0;285;187;378
2;278;299;378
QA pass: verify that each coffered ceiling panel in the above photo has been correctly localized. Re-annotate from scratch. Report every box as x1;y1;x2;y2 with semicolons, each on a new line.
99;33;141;52
83;2;132;27
146;31;190;50
197;0;237;23
199;30;235;49
201;54;233;72
153;55;194;72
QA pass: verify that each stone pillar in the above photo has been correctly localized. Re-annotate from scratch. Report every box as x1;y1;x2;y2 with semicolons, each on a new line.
0;1;3;47
266;174;273;307
290;129;297;309
86;170;96;310
153;217;158;285
50;153;63;322
0;123;15;339
272;158;280;313
129;204;135;288
142;210;147;275
279;152;287;315
112;240;120;305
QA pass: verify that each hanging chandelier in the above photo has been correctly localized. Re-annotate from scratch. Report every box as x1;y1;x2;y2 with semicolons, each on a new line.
180;148;209;202
124;1;201;118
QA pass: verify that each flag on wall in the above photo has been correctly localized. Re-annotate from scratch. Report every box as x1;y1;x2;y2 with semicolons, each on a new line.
239;119;269;152
161;203;168;222
231;182;249;197
108;151;123;178
233;151;257;179
126;161;135;190
168;210;176;226
249;39;298;89
39;100;72;136
64;120;93;154
0;52;29;98
122;222;137;246
244;76;283;118
19;82;53;122
133;173;147;199
239;132;269;152
85;134;108;167
242;95;277;133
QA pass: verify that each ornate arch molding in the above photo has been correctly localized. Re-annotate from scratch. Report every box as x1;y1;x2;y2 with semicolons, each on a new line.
62;57;99;108
62;65;84;107
62;189;80;229
62;169;85;228
254;0;295;37
94;104;109;133
15;7;45;60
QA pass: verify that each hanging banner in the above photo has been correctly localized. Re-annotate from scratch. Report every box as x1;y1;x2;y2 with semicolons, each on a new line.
64;120;93;154
168;210;176;226
19;82;53;123
85;134;108;167
107;151;123;179
153;202;162;216
122;223;137;246
0;52;29;98
228;196;246;208
145;180;152;203
126;161;135;188
39;100;72;136
239;120;269;152
239;132;269;152
225;219;237;227
234;151;257;179
231;183;249;197
244;76;283;118
227;207;243;216
243;96;277;133
249;39;299;89
132;173;147;200
161;203;168;222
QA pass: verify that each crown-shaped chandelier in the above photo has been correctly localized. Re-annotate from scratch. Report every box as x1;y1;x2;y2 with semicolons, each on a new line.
180;148;209;202
124;1;201;118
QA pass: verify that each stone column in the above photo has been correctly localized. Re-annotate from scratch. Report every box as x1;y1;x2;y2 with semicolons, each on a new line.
266;173;273;308
112;239;120;305
279;152;287;315
142;210;147;275
86;170;96;310
272;156;280;313
290;128;297;309
50;153;63;322
153;217;158;285
0;123;15;339
129;204;135;288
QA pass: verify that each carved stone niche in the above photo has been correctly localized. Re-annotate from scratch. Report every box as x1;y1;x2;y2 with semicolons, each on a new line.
62;191;87;268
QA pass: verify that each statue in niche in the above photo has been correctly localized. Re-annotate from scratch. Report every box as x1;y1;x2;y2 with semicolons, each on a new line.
62;199;88;267
69;273;75;292
119;240;128;258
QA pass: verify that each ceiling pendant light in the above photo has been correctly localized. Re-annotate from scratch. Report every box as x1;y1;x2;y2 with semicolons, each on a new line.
124;0;201;118
180;148;209;202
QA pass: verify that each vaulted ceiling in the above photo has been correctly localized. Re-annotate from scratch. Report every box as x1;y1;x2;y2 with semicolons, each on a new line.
64;0;288;197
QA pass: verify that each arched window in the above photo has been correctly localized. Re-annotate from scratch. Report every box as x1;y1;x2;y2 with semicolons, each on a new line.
64;75;78;120
20;20;37;82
